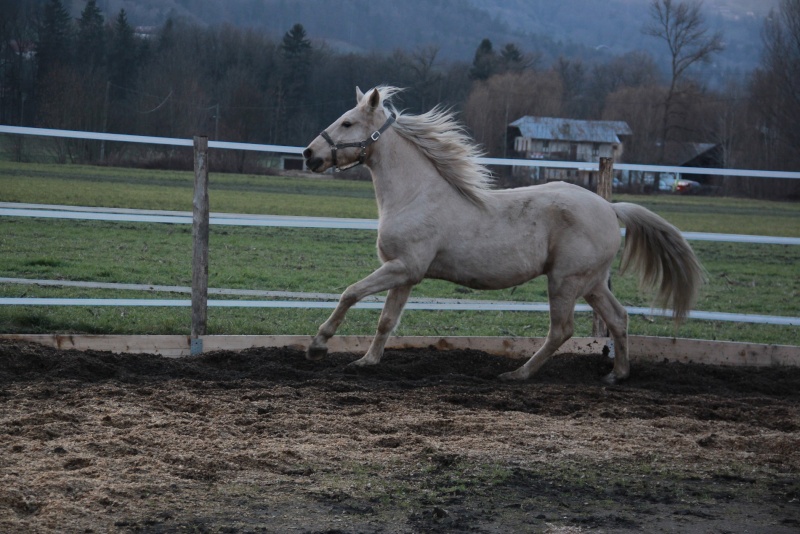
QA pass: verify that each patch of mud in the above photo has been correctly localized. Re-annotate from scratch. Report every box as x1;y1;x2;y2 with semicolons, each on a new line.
1;340;798;533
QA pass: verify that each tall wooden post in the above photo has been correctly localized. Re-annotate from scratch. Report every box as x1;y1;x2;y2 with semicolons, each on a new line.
592;157;614;338
191;136;209;353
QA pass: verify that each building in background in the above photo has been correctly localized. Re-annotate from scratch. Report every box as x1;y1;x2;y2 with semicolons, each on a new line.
507;116;631;188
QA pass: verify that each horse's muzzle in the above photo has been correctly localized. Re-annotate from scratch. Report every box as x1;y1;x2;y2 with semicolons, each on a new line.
303;147;324;172
305;157;324;172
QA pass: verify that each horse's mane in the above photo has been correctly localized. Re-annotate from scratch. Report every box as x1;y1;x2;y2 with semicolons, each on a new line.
376;86;494;206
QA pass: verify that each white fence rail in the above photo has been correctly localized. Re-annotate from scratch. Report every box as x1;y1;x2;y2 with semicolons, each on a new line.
2;203;799;245
0;295;796;326
2;124;800;179
1;126;798;329
0;125;304;154
477;156;800;180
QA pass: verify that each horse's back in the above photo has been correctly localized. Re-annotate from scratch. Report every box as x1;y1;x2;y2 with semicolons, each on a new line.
490;181;619;235
493;180;608;205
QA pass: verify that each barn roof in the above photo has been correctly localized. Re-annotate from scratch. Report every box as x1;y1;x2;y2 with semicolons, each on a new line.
662;142;719;167
510;116;632;144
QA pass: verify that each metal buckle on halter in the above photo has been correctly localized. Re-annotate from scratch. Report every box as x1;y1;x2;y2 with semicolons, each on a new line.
370;131;381;142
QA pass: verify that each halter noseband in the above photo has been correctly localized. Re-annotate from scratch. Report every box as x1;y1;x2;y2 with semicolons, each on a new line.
320;112;396;172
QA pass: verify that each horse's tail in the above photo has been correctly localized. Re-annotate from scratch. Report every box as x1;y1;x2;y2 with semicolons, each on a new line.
612;202;704;323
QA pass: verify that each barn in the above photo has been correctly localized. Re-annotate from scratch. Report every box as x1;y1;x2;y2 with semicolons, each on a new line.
507;116;632;187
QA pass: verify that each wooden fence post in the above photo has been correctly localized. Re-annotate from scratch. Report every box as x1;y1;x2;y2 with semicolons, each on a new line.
596;157;613;201
593;157;614;339
191;136;209;353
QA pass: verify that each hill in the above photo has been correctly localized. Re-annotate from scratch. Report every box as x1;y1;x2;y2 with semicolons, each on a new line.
86;0;777;80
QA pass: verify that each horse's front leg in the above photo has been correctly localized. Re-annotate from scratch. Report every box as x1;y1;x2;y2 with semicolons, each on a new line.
307;260;412;361
350;284;413;367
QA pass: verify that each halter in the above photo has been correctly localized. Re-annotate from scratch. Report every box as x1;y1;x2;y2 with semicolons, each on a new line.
320;112;396;172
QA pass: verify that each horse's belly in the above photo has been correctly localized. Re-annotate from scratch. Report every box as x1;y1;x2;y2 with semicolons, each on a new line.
425;249;544;290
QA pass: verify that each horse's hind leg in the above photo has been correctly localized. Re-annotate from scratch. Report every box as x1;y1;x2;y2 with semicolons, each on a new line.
350;284;413;367
584;281;629;384
499;278;578;381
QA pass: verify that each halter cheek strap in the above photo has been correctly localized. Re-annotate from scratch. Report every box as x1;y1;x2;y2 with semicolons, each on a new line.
320;112;396;172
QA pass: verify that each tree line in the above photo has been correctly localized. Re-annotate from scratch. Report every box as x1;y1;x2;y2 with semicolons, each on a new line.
1;0;798;198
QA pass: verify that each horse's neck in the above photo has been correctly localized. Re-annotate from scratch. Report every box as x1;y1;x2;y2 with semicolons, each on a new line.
368;133;450;216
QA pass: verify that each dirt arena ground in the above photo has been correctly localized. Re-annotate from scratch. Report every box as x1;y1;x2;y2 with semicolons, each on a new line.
1;339;798;533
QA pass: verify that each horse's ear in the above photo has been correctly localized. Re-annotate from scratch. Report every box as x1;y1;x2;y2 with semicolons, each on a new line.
356;86;365;103
368;88;380;110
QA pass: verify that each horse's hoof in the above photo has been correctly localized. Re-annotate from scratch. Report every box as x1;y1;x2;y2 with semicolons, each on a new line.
348;356;377;368
306;345;328;361
498;369;528;382
602;371;627;385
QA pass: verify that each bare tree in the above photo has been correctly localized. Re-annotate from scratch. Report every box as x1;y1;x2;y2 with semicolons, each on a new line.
588;51;660;119
752;0;800;169
463;70;563;160
603;85;666;166
396;45;443;112
644;0;723;167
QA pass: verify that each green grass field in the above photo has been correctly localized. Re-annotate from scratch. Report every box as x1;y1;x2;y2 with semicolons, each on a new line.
1;161;798;345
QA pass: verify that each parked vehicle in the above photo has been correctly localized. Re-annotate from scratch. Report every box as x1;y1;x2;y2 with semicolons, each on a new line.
673;178;701;193
658;175;701;193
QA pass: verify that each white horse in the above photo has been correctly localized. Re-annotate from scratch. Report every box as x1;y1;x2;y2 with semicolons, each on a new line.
302;86;704;384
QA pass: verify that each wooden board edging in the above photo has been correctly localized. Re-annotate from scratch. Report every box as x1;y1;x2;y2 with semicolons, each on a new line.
1;334;798;367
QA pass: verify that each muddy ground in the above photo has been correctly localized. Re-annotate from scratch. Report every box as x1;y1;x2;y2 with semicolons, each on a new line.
0;340;798;533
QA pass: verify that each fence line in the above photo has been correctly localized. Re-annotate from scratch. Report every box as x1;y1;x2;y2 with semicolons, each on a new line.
2;203;798;245
0;125;304;154
4;276;798;326
2;125;799;180
2;125;798;335
1;297;796;326
0;204;380;230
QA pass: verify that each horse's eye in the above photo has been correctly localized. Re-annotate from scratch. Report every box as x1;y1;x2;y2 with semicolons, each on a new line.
342;121;352;128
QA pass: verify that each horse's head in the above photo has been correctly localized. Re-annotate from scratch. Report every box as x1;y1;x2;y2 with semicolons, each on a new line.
303;87;395;173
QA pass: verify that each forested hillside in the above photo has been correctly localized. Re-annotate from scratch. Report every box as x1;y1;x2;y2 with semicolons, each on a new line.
0;0;797;199
81;0;775;79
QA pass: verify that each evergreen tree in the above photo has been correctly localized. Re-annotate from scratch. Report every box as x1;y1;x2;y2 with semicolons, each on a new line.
108;9;137;93
500;43;524;71
280;23;311;63
280;23;312;97
36;0;73;79
76;0;105;74
0;0;38;126
275;23;312;143
469;38;496;81
157;18;176;53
